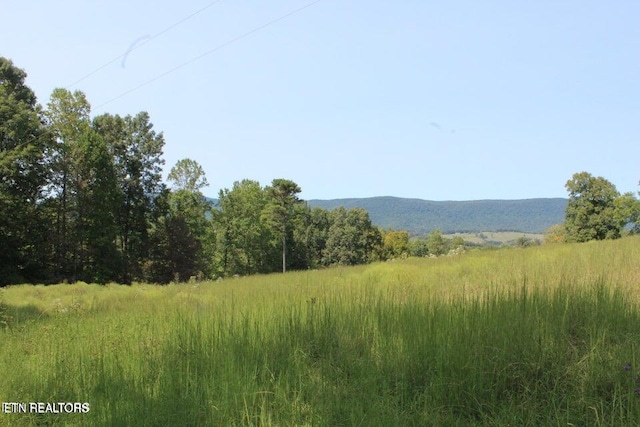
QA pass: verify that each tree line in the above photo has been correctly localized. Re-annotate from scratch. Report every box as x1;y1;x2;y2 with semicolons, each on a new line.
4;57;450;286
6;57;633;286
1;56;169;285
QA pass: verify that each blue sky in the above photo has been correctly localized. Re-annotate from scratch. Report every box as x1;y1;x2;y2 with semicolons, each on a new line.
3;1;639;200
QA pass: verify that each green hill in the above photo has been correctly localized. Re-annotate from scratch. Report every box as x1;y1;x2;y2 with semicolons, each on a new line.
307;197;567;235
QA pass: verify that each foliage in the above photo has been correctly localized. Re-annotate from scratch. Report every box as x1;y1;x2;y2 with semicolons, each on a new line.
215;180;275;276
426;229;447;255
211;183;383;276
408;232;466;257
167;158;209;192
0;58;172;285
145;213;200;284
514;235;540;247
42;91;167;284
0;58;51;284
564;172;637;242
44;87;94;281
73;128;121;283
544;223;567;244
615;192;640;234
262;179;303;273
449;235;465;248
322;207;382;265
15;56;640;287
142;159;213;283
99;112;166;282
291;206;331;270
382;230;410;259
0;57;463;285
408;236;429;257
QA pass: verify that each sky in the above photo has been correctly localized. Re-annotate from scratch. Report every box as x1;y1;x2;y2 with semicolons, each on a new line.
3;0;639;201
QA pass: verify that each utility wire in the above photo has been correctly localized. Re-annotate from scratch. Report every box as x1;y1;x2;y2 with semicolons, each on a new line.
67;0;224;88
95;0;323;110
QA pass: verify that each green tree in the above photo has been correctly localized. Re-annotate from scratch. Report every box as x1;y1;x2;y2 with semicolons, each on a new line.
0;58;52;284
613;192;640;235
93;112;166;282
564;172;625;242
323;207;382;266
514;236;539;248
382;230;410;259
288;205;331;270
74;129;120;283
305;207;331;267
45;90;123;283
143;189;200;284
262;179;303;273
544;223;566;244
167;158;209;192
449;236;466;250
155;212;200;283
45;88;92;280
426;229;446;256
214;180;277;276
408;236;429;257
166;159;213;278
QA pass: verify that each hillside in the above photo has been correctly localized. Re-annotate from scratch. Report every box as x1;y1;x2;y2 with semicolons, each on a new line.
307;197;567;235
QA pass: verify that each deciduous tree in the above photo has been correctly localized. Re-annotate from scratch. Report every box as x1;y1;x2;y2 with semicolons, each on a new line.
93;112;166;282
168;158;209;193
74;129;120;283
216;180;274;275
45;88;92;280
408;236;429;257
544;224;566;244
323;207;382;265
426;229;446;256
382;230;410;259
564;172;624;242
166;191;211;277
0;58;51;284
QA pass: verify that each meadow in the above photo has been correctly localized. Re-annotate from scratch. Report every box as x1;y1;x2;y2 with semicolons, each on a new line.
2;237;640;426
444;231;544;246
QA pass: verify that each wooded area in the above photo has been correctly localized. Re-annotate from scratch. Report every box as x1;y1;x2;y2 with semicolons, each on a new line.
0;58;400;285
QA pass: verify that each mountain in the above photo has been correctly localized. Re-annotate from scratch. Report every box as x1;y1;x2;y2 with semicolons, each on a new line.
307;197;567;236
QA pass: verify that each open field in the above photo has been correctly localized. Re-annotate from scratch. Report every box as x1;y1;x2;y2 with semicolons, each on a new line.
2;237;640;426
444;231;545;246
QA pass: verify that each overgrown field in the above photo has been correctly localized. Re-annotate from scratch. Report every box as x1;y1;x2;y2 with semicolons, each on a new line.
2;237;640;426
444;231;544;246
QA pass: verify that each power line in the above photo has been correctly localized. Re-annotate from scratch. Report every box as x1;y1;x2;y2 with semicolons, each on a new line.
67;0;224;88
95;0;324;110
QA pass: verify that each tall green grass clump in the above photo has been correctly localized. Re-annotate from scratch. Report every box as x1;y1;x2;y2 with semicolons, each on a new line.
2;237;640;425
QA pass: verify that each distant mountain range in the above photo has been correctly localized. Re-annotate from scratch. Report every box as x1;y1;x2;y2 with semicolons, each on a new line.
307;197;568;236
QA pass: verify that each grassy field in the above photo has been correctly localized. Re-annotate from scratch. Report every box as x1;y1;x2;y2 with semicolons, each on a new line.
2;237;640;426
444;231;545;246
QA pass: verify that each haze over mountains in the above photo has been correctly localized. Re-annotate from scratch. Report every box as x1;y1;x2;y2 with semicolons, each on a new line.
205;195;568;236
307;197;568;236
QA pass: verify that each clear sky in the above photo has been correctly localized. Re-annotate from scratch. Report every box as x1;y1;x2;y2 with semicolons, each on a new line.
3;1;639;200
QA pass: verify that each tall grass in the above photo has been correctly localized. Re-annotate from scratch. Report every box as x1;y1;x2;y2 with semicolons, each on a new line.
2;237;640;425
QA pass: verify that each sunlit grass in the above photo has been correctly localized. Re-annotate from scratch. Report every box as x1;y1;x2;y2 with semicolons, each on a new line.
2;237;640;425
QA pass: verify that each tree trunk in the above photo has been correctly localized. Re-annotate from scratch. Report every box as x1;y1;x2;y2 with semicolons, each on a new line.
282;220;286;273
